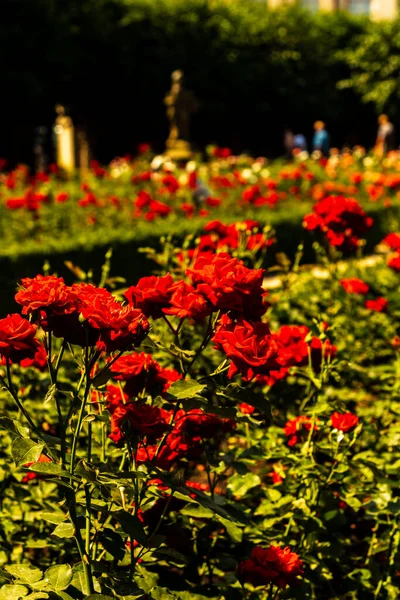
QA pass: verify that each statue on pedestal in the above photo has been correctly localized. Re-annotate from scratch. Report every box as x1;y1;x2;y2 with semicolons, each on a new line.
164;70;198;160
53;104;76;175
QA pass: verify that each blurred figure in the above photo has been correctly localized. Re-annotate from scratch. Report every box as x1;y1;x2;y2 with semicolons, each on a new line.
293;133;307;152
376;114;396;156
312;121;330;156
283;127;294;158
33;126;48;173
53;104;75;175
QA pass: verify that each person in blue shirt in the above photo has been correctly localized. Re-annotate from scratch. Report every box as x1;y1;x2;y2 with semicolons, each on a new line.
312;121;330;156
293;133;307;152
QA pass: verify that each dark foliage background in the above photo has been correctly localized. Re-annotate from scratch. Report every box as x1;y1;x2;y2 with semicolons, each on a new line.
0;0;393;164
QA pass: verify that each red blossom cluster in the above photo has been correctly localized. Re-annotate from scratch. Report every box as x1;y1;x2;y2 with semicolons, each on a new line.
303;195;372;250
106;383;235;467
382;232;400;272
197;220;274;253
110;351;181;397
214;322;336;383
340;278;389;312
15;275;149;352
133;190;172;221
237;545;304;589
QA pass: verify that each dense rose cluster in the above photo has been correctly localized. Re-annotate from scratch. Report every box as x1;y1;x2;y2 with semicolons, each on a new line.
303;195;372;250
195;220;274;254
15;275;149;351
214;322;336;383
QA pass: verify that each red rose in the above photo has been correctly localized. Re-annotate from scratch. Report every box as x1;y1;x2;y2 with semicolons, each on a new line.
365;297;388;312
239;402;255;415
174;408;235;440
109;402;170;444
284;415;317;447
110;352;181;397
237;545;303;589
15;275;78;316
56;192;69;203
303;195;372;251
331;411;359;432
340;278;369;295
163;281;212;322
188;253;266;320
382;232;400;251
125;274;175;319
19;344;48;371
213;319;280;381
81;294;149;353
0;314;40;362
387;252;400;272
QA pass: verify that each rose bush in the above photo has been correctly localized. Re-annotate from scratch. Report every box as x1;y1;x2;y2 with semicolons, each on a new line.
2;158;400;598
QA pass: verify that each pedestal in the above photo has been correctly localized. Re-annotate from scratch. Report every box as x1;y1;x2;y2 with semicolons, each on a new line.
165;139;193;161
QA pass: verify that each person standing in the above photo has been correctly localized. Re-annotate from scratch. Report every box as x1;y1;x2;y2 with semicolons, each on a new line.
312;121;330;157
376;114;396;156
283;127;294;158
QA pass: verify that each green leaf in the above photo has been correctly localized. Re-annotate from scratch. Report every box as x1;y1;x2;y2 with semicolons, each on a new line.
0;417;29;438
12;439;44;467
181;505;214;518
40;512;66;525
56;593;74;600
0;584;29;599
152;548;188;565
91;368;112;387
44;565;72;592
44;384;57;405
113;511;147;546
28;463;67;476
227;473;261;497
168;379;206;400
85;596;115;600
51;523;75;538
216;515;243;542
4;566;42;585
99;529;125;561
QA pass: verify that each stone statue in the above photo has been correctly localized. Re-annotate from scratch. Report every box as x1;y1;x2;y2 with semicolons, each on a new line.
53;104;75;175
164;70;198;159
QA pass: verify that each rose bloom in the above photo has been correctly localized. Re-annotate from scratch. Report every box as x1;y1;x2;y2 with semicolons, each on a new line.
340;278;369;295
213;319;280;381
187;252;266;320
239;402;255;415
109;402;170;444
237;545;303;589
331;411;359;433
387;252;400;272
125;274;174;319
163;281;212;322
365;297;388;313
303;195;372;250
381;232;400;251
285;415;317;447
15;275;78;316
0;314;40;363
110;351;180;397
19;344;48;371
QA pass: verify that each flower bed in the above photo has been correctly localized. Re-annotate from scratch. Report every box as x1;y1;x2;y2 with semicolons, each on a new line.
1;195;400;598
